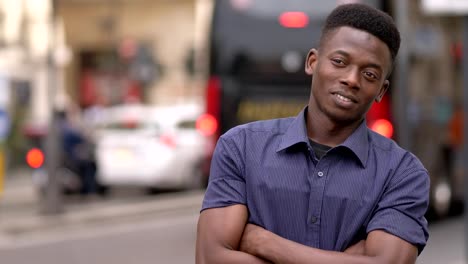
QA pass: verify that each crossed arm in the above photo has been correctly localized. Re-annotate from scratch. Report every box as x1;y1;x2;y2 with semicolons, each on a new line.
196;204;418;264
196;204;271;263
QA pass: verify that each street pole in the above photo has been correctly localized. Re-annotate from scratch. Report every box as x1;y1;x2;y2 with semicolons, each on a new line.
463;16;468;264
40;0;63;215
394;0;411;150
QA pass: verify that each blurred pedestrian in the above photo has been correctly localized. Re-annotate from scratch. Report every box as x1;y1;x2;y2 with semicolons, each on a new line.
196;3;429;264
59;104;98;196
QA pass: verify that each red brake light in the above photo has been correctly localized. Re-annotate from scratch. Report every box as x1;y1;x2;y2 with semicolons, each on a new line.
279;12;309;28
196;114;218;136
206;76;221;137
370;119;394;138
206;77;220;118
26;148;45;169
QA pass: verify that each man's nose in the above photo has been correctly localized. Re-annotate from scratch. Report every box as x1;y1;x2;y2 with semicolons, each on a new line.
340;68;360;89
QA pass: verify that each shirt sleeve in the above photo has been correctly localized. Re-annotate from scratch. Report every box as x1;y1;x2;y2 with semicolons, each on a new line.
201;135;247;212
367;156;430;254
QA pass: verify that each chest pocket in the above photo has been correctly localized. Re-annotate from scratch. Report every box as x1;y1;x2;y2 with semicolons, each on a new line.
245;164;310;232
248;165;308;192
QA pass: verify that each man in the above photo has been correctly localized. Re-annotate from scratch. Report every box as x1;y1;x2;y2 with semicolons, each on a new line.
196;3;429;264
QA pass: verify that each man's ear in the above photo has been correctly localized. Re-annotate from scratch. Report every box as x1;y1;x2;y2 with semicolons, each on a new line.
375;80;389;102
305;48;318;76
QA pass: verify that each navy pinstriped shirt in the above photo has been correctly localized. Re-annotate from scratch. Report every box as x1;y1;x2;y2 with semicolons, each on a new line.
202;107;430;253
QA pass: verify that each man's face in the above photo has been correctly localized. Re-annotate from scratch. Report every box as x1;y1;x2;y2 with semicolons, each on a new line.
305;26;392;125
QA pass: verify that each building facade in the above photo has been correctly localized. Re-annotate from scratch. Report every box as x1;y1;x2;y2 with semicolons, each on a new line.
58;0;199;107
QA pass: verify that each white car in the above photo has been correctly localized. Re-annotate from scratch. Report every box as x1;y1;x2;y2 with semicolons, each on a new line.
94;103;215;191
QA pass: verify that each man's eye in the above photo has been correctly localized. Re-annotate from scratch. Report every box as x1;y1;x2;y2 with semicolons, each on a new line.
331;58;345;65
364;71;378;80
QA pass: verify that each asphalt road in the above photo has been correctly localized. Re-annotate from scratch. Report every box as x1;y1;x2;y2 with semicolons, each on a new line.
417;215;465;264
0;208;199;264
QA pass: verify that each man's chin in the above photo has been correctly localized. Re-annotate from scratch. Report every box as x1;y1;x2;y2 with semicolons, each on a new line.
326;111;362;126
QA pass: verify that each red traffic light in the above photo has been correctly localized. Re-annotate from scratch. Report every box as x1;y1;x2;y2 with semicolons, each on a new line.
26;148;45;169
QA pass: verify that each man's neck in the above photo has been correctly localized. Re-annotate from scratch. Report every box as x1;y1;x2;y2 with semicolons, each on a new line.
306;105;363;147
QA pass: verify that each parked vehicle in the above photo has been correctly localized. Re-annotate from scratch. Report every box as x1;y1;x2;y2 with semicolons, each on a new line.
94;103;214;191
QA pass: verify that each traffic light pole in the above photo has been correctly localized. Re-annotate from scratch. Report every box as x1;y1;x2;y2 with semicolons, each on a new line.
41;110;63;214
40;0;63;215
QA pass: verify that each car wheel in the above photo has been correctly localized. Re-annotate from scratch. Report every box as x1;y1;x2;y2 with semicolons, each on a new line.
97;184;111;197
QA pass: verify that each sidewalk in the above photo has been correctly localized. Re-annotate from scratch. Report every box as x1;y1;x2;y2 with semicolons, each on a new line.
0;168;204;242
0;168;38;216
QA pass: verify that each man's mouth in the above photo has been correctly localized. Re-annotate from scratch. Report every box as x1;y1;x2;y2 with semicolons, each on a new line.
336;94;351;102
332;92;356;103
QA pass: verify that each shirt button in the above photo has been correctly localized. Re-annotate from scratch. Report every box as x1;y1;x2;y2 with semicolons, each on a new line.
311;216;318;224
317;171;324;177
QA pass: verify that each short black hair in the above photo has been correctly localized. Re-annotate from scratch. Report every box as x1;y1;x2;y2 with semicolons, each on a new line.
320;3;400;62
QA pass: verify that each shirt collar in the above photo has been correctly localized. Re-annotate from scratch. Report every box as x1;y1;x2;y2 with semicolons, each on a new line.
276;107;370;167
338;121;369;167
276;107;309;152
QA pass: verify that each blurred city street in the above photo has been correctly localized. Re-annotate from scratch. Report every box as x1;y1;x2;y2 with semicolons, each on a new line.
0;0;465;263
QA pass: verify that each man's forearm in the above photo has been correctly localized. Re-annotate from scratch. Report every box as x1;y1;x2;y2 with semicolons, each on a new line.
256;233;377;264
240;225;417;264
